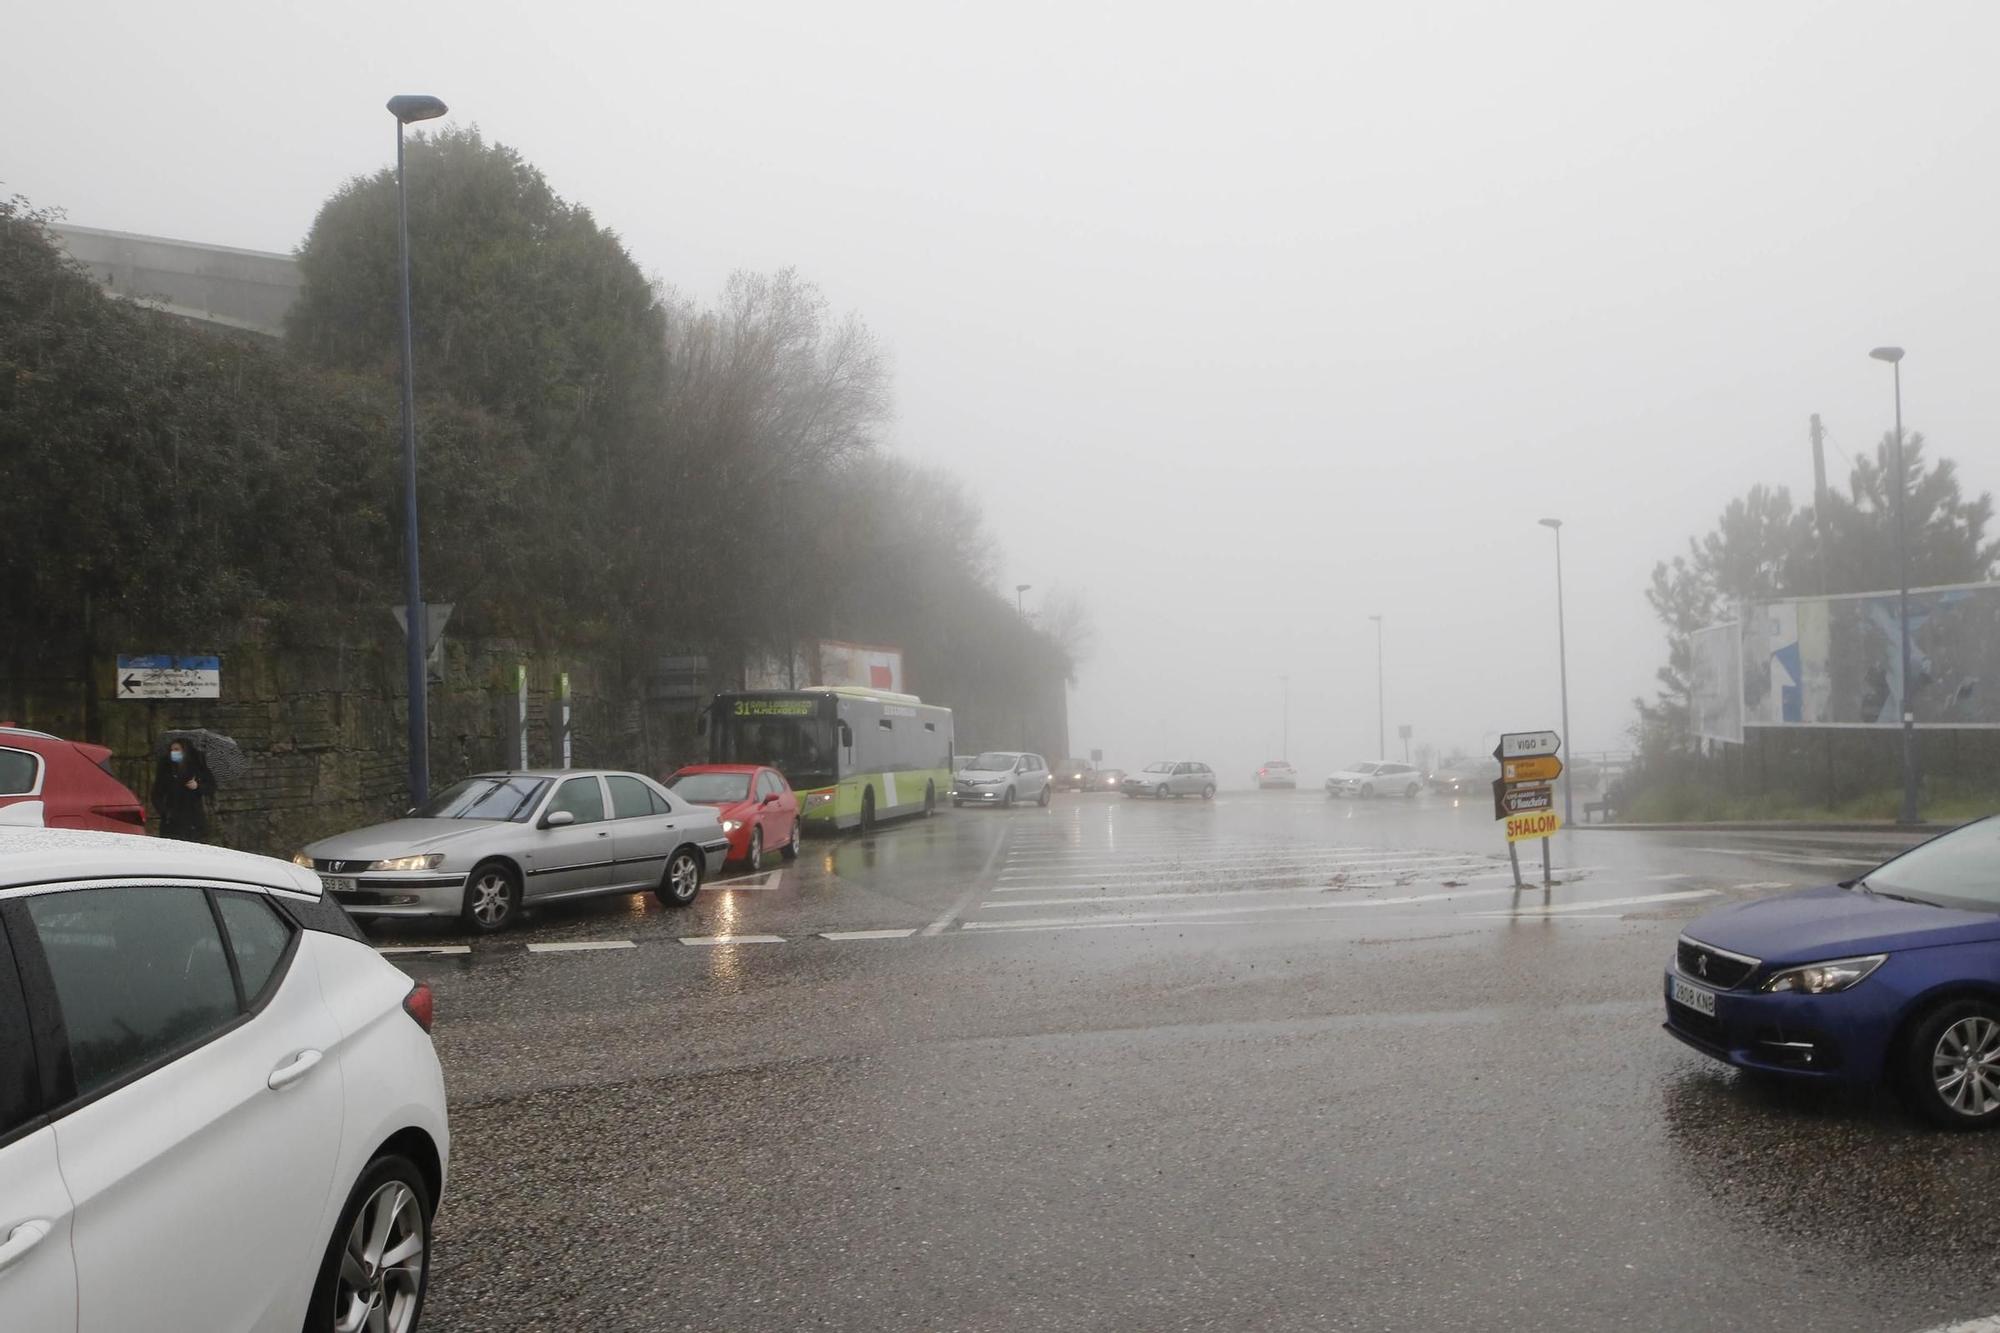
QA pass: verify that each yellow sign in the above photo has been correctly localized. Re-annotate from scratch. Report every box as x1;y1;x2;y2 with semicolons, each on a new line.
733;698;814;717
1504;811;1563;843
1503;756;1564;783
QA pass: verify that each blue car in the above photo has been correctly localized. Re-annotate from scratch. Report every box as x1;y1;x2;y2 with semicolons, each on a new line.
1665;816;2000;1128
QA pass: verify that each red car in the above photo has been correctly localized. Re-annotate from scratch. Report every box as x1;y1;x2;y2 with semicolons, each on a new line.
665;764;800;871
0;725;148;833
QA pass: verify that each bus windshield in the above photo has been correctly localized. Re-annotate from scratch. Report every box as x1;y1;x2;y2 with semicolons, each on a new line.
712;702;837;791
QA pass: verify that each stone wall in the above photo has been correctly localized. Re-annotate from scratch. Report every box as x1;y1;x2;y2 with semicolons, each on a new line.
3;628;701;857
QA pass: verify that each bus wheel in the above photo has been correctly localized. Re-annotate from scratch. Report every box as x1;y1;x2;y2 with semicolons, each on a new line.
924;783;936;817
860;789;876;831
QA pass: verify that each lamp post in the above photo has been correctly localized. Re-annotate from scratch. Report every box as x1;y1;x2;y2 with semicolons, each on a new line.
1538;518;1573;826
1016;583;1032;615
1368;615;1385;758
387;93;448;806
1870;345;1920;825
1280;674;1290;761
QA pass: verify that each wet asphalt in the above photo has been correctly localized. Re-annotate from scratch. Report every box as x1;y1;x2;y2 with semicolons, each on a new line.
368;790;1998;1332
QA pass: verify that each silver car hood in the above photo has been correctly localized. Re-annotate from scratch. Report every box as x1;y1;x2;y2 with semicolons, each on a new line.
303;818;517;859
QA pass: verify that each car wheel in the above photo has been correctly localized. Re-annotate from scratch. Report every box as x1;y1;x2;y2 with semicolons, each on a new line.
746;828;763;873
305;1154;433;1333
657;847;703;908
459;861;521;933
1904;1000;2000;1129
782;820;802;859
954;799;965;808
1361;784;1376;799
1037;784;1051;808
925;782;937;817
1003;786;1016;809
861;789;877;831
1155;784;1170;799
1406;782;1421;799
1201;785;1216;800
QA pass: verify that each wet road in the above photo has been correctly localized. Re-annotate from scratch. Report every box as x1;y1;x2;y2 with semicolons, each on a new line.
370;791;1996;1332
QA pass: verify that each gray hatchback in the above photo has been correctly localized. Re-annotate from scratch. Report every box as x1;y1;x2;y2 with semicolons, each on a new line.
297;769;730;932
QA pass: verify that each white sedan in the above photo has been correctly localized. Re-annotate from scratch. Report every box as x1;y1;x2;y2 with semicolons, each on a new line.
1325;761;1427;799
0;829;450;1332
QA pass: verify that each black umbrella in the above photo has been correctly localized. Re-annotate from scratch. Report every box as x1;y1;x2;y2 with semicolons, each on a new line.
157;729;250;786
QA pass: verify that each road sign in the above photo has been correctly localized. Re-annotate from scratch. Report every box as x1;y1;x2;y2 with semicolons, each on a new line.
115;655;220;700
1493;780;1554;819
1502;755;1564;783
1494;731;1561;761
1504;811;1563;843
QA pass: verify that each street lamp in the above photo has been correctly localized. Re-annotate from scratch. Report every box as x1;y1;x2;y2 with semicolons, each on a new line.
388;93;448;806
1870;344;1920;825
1280;674;1290;761
1368;615;1385;758
1016;583;1032;615
1538;518;1574;825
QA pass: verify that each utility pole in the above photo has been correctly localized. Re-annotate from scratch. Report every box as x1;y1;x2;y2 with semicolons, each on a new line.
1280;674;1290;761
1368;615;1385;758
1810;413;1830;596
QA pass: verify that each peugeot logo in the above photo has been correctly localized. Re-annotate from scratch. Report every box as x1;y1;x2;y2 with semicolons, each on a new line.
1696;954;1709;978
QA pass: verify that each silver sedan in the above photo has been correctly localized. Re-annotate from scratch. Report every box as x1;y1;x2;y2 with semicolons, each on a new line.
296;769;730;932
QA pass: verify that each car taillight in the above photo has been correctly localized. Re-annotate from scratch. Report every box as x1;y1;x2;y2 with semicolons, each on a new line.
92;803;146;827
403;981;436;1033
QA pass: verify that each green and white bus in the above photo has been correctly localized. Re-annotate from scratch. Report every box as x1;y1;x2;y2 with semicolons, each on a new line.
706;686;955;832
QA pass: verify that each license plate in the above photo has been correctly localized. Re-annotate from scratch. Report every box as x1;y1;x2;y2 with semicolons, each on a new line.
319;874;357;895
1672;976;1717;1017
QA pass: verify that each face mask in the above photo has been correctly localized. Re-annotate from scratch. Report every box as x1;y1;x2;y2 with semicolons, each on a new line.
170;750;185;764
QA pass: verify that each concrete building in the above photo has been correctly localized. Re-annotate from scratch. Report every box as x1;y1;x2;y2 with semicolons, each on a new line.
51;222;300;337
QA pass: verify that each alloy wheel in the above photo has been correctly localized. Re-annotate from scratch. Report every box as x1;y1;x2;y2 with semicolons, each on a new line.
333;1180;425;1333
1934;1016;2000;1116
747;828;763;873
468;870;512;927
667;852;701;904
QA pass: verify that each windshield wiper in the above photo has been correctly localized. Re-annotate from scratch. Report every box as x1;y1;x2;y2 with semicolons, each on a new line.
1847;878;1934;906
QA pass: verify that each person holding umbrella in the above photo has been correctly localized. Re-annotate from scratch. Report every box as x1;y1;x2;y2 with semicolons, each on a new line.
153;737;218;841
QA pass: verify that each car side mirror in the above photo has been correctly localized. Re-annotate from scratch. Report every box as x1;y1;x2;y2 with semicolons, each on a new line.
763;793;780;805
542;809;576;829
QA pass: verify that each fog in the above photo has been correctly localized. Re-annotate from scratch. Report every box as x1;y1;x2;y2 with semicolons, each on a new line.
9;1;2000;785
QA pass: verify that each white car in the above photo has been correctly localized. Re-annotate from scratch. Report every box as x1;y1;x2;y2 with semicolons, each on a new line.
0;829;450;1333
1325;760;1426;799
952;751;1054;808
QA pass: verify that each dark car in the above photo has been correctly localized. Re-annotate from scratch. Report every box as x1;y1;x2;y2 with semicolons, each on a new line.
1427;762;1494;798
1665;816;2000;1128
1053;758;1097;791
0;725;148;834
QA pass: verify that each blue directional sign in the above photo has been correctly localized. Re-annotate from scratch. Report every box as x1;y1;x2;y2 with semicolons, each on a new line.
116;654;221;699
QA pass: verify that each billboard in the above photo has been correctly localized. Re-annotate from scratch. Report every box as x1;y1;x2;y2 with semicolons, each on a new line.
1699;581;2000;738
1690;620;1743;743
742;640;905;694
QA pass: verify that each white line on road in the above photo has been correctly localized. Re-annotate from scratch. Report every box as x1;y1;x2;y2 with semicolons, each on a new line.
924;823;1014;936
1685;846;1877;867
1911;1316;2000;1333
979;870;1593;911
524;940;638;953
998;847;1493;876
377;945;473;956
1467;889;1721;918
1646;873;1694;881
678;934;787;946
819;928;919;941
1731;881;1798;891
704;869;785;892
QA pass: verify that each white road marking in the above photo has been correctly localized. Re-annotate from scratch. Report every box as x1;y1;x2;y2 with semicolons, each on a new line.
819;928;919;941
1646;873;1694;881
1911;1316;2000;1333
678;934;787;945
964;884;1529;930
1731;881;1798;891
924;824;1014;936
704;869;785;892
1685;846;1877;867
998;846;1490;874
995;854;1499;888
377;945;472;956
1468;889;1721;918
524;940;638;953
991;862;1499;895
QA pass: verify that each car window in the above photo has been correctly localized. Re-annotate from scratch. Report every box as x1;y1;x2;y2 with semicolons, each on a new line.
605;775;655;820
0;917;39;1140
648;787;673;816
214;892;293;1005
547;776;607;825
26;887;240;1100
0;748;38;796
759;772;783;800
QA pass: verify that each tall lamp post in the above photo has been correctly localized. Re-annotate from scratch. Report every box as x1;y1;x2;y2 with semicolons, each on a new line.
1870;345;1920;825
1280;674;1290;761
388;93;448;806
1368;615;1385;758
1016;583;1032;616
1538;518;1574;826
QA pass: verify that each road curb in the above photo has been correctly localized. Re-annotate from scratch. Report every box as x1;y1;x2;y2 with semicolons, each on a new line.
1574;820;1949;834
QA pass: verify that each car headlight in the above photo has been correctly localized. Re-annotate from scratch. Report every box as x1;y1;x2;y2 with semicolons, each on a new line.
292;853;314;868
1760;954;1887;994
366;853;445;872
722;819;742;833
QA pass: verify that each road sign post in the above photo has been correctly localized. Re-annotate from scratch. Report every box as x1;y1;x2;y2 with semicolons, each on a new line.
1494;731;1563;887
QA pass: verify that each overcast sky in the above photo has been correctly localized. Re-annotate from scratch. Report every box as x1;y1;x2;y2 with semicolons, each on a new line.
9;1;1999;782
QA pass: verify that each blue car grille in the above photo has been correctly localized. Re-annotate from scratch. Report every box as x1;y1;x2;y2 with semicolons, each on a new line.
1677;938;1757;990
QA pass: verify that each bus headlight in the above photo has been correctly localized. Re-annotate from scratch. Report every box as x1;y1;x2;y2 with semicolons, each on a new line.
807;791;835;807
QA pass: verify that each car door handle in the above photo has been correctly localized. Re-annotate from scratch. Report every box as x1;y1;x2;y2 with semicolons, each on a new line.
268;1048;324;1091
0;1219;52;1270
